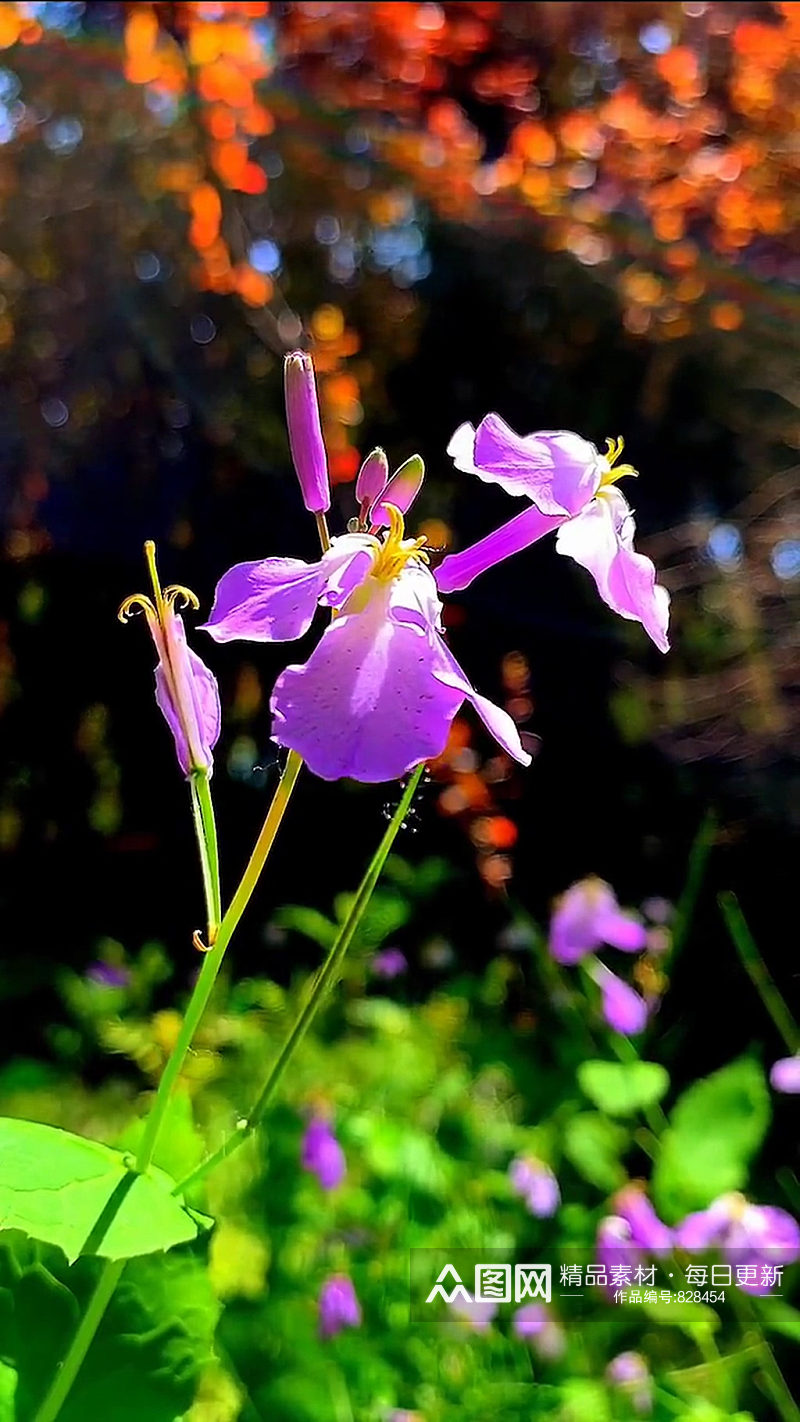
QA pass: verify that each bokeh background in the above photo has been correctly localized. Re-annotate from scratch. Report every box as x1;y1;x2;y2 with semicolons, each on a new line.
1;0;797;1071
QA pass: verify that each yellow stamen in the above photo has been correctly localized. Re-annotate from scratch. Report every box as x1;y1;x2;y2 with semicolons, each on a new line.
599;436;638;488
371;504;429;583
118;542;201;627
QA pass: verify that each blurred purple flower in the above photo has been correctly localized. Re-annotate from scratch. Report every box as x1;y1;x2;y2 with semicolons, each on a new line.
676;1193;800;1293
549;877;647;965
770;1056;800;1094
86;963;130;989
119;541;220;777
512;1303;566;1358
595;964;649;1036
318;1274;361;1338
204;507;530;783
437;416;670;652
371;948;408;979
301;1116;346;1191
284;351;330;515
614;1185;673;1256
607;1352;653;1415
509;1157;560;1218
449;1296;497;1331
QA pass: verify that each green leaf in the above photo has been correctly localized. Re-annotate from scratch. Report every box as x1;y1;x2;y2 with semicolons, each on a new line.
0;1118;212;1263
577;1060;669;1116
273;905;336;950
562;1112;628;1192
652;1058;770;1220
119;1089;205;1185
0;1362;16;1422
0;1233;218;1422
333;887;411;954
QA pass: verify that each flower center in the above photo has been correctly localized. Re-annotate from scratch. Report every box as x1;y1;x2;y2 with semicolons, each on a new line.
598;436;638;490
370;503;428;584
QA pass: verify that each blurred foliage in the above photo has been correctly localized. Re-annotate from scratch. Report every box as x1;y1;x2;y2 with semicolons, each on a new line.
0;854;798;1419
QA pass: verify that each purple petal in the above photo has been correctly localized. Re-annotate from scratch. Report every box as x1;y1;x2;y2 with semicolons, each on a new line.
270;583;463;782
512;1304;547;1338
614;1185;672;1255
599;969;649;1036
371;948;408;978
555;490;670;653
284;351;330;514
155;616;221;775
675;1199;733;1252
371;455;425;527
449;416;602;515
549;878;643;965
302;1118;346;1191
770;1056;800;1094
430;643;531;766
741;1204;800;1262
203;539;375;644
318;1275;361;1338
435;502;563;595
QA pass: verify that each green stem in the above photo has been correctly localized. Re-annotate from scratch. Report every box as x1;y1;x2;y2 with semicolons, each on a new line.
719;891;799;1053
175;763;425;1195
730;1292;800;1422
668;808;717;969
189;768;222;943
136;748;303;1174
31;1260;126;1422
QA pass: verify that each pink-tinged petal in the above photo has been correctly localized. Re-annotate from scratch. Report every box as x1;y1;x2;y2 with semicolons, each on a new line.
356;447;389;511
431;643;531;766
203;539;376;644
284;351;330;514
675;1199;733;1252
449;415;602;514
556;490;670;652
740;1204;800;1263
435;503;563;595
371;454;425;527
318;1275;361;1338
155;615;221;775
549;878;645;964
270;586;463;782
614;1185;672;1255
770;1056;800;1094
473;416;603;515
599;968;648;1035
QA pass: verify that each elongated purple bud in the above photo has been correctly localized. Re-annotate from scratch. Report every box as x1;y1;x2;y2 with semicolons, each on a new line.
284;350;331;514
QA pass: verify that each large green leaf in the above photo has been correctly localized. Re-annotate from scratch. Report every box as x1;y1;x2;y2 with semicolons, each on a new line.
652;1058;770;1221
577;1059;669;1116
0;1362;16;1422
0;1233;218;1422
0;1118;212;1263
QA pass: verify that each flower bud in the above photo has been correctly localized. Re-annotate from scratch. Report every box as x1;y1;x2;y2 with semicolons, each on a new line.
284;350;330;514
356;447;389;517
371;454;425;527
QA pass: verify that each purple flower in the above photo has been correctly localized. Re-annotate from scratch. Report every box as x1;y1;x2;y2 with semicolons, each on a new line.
301;1116;346;1191
318;1274;361;1338
676;1193;800;1293
509;1157;560;1218
449;1296;497;1331
614;1184;673;1255
284;351;330;514
597;1187;672;1286
204;506;530;783
436;417;670;652
371;948;408;979
549;877;647;965
594;964;649;1036
770;1056;800;1094
119;541;221;777
607;1352;653;1415
86;962;130;989
512;1304;565;1358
